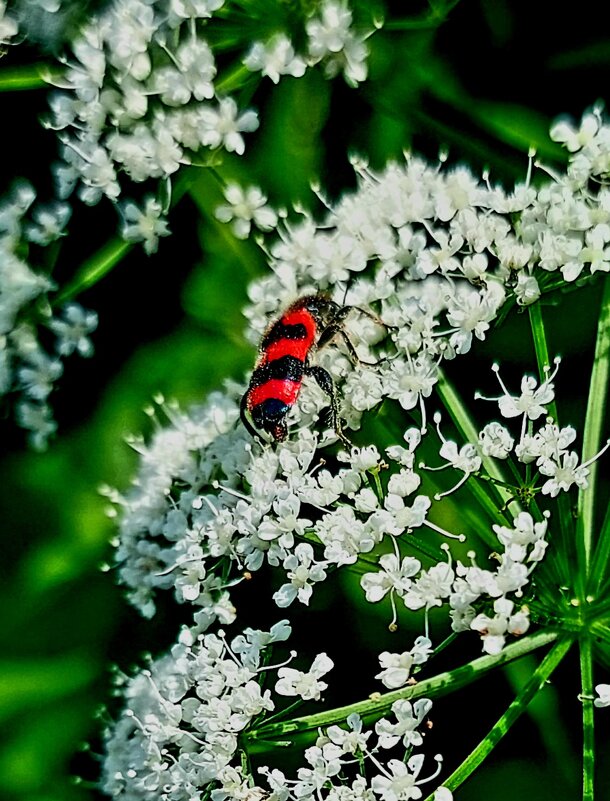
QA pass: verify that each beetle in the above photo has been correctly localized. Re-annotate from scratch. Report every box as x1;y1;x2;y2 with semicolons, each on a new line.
240;293;374;446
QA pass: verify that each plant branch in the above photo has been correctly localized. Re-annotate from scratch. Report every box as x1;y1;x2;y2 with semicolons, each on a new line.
423;634;573;799
579;274;610;575
245;629;559;749
580;636;594;801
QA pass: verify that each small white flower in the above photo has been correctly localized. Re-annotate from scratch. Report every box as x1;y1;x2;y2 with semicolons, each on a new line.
0;2;18;45
16;400;57;450
244;34;307;84
120;196;171;254
478;421;514;458
215;184;278;239
371;755;425;801
50;303;98;357
273;543;328;607
198;97;259;155
376;698;432;750
24;202;72;245
476;361;561;440
514;272;540;305
361;554;421;603
594;684;610;708
17;349;63;400
550;110;601;152
307;0;353;57
538;450;590;497
168;0;224;27
403;562;454;611
275;653;333;700
326;713;371;754
375;637;432;689
470;597;530;654
493;512;549;563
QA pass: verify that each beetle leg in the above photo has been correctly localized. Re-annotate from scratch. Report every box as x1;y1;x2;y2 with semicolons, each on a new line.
240;392;262;441
319;304;397;366
317;322;378;366
305;364;352;447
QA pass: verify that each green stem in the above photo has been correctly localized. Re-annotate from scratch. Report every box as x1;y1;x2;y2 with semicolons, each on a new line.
578;275;610;575
0;63;63;91
588;501;610;596
53;168;196;306
423;635;573;799
245;629;558;749
436;368;515;535
528;302;557;420
215;62;253;94
580;636;594;801
529;301;576;584
53;237;132;306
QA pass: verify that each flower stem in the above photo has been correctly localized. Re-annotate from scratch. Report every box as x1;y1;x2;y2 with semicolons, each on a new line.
528;301;557;420
0;63;63;91
580;636;595;801
436;368;515;537
529;301;575;584
578;274;610;575
53;168;196;305
245;629;559;750
215;62;254;94
53;237;132;306
423;634;573;799
588;501;610;596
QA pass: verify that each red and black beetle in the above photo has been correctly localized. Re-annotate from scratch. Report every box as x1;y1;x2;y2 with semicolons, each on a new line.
240;294;370;446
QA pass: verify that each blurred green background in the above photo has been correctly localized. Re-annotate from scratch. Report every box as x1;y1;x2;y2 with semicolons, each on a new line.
2;1;610;798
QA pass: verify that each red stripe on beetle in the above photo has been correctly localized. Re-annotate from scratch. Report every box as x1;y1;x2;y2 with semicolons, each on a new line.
262;337;312;363
280;308;317;336
247;379;302;408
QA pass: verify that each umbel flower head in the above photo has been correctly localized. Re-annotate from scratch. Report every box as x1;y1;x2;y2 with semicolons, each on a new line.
43;0;375;250
0;180;98;448
102;107;610;800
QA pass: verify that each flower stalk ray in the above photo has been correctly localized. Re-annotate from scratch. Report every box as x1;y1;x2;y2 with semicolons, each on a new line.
421;635;573;799
245;629;559;747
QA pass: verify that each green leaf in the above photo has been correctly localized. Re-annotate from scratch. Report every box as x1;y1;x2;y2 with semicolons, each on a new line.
579;275;610;575
0;653;96;723
470;102;567;162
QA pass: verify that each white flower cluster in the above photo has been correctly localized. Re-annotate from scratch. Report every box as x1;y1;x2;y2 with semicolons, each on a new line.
110;390;436;621
241;111;610;444
102;614;450;801
110;111;610;640
44;0;254;243
244;0;372;87
259;705;450;801
0;181;97;448
104;109;610;796
368;356;610;664
476;360;609;497
8;0;77;48
0;0;18;45
110;351;601;678
102;620;289;797
43;0;374;251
